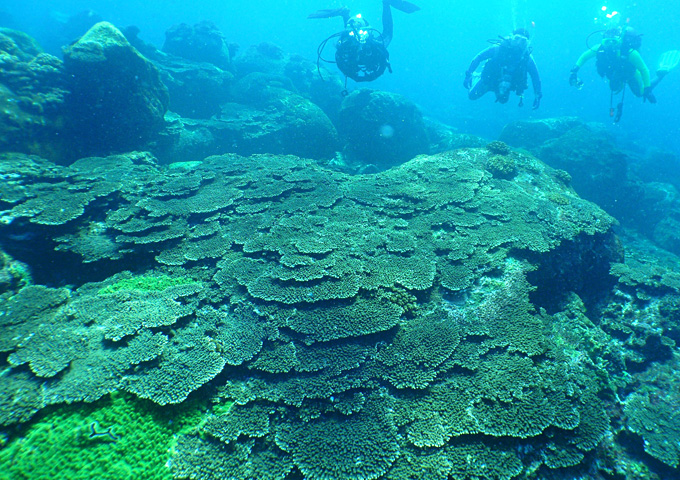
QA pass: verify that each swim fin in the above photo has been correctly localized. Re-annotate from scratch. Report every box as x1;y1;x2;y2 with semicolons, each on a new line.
657;50;680;75
308;7;351;19
385;0;421;14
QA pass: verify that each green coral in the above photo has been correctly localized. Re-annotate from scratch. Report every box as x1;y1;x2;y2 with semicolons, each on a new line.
486;140;512;155
0;391;204;480
486;154;518;179
377;307;461;388
248;342;299;373
98;274;197;295
266;297;403;342
553;168;572;184
382;285;418;317
547;192;571;205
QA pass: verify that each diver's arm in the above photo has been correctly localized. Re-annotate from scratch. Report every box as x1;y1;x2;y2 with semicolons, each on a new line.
527;55;542;109
628;50;651;87
574;47;597;69
527;55;542;95
466;46;497;74
570;48;596;87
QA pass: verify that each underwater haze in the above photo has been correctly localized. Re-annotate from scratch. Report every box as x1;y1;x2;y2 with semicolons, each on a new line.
4;0;680;151
3;0;680;479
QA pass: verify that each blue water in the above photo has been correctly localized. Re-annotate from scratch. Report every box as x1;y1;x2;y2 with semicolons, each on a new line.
3;0;679;152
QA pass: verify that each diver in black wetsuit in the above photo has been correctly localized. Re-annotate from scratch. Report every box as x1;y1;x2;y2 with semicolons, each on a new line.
464;28;543;109
309;0;420;85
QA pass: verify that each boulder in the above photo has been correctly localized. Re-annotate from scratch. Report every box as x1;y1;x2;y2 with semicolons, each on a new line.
336;89;429;169
284;54;344;122
163;21;231;71
62;22;169;155
498;116;583;149
155;92;339;163
653;216;680;256
630;148;680;192
121;25;233;120
230;72;297;107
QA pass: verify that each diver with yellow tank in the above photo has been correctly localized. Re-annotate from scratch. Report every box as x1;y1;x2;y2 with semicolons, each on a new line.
569;11;679;122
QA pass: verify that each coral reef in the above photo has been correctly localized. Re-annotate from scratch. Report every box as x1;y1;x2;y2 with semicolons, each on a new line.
486;154;517;179
496;116;680;262
0;146;626;478
624;361;680;469
486;140;512;155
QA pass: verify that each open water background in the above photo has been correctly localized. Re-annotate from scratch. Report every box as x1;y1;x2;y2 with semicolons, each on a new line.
3;0;679;152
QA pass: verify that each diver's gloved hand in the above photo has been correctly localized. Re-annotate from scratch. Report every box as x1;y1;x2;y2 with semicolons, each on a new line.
463;71;472;89
569;67;583;88
643;87;657;103
532;92;542;110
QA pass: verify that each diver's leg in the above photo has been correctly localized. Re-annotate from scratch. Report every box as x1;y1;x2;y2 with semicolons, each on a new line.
382;0;394;47
308;7;350;21
628;71;644;97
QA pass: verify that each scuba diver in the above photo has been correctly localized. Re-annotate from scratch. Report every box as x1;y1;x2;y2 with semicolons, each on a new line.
569;25;680;122
463;28;543;109
309;0;420;88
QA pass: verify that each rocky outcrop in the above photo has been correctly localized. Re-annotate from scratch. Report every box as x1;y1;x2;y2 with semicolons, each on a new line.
62;22;169;155
0;28;69;162
534;125;629;214
425;117;487;153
